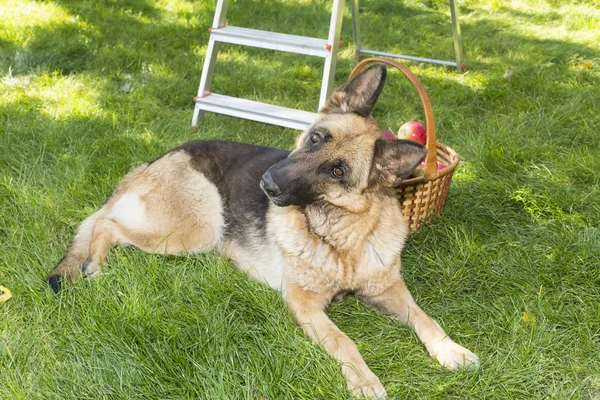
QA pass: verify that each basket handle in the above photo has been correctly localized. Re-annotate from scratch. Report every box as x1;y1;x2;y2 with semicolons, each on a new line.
349;57;437;179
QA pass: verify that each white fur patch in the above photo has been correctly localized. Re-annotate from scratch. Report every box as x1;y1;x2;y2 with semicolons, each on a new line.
220;232;285;292
108;193;149;230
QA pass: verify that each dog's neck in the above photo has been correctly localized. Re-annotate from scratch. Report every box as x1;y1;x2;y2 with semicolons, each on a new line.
271;191;409;291
303;190;407;254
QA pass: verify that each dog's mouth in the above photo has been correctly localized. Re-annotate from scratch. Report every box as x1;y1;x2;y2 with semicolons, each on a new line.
265;194;289;207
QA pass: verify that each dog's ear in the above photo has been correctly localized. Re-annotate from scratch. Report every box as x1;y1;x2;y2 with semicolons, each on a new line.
320;64;387;117
369;139;428;186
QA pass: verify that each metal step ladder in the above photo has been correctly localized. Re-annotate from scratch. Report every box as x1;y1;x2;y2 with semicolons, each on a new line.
350;0;464;72
191;0;464;131
192;0;344;131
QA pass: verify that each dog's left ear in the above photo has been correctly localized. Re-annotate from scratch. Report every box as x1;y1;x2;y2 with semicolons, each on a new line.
320;64;387;117
369;139;428;186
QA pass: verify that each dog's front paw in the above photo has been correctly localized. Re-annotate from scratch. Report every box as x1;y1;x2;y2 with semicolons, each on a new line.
348;376;388;399
431;337;479;371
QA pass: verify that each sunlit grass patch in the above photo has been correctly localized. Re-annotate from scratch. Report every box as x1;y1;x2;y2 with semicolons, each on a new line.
21;73;103;120
0;1;74;33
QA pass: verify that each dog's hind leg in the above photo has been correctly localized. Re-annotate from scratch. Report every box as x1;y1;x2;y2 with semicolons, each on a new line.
365;279;480;371
46;197;139;291
80;214;134;277
47;209;105;292
47;163;151;292
48;150;225;292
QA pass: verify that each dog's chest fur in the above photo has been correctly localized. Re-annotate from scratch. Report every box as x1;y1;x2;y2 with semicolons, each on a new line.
269;195;408;298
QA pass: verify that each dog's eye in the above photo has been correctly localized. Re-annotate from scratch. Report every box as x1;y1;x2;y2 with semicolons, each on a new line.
310;133;321;144
332;167;344;178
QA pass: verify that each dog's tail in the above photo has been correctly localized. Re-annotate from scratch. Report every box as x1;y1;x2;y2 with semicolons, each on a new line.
47;210;103;293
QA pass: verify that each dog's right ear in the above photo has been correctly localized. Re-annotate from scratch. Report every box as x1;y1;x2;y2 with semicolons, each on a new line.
320;64;387;117
369;139;428;187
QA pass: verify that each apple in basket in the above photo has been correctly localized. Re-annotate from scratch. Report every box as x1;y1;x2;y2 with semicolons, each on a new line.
398;121;427;145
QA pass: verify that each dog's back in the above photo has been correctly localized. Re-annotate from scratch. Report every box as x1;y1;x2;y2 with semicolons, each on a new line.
175;140;289;240
48;140;288;291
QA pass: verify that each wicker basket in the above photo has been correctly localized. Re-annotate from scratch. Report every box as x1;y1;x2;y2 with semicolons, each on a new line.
349;57;460;231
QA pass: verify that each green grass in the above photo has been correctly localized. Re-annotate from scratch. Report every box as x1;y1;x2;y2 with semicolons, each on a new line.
1;0;599;398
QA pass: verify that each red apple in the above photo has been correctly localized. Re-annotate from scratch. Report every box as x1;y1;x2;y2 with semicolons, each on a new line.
437;161;445;171
381;130;396;140
398;121;427;145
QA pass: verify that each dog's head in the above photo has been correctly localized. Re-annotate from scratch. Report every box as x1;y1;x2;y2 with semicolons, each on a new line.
261;64;427;210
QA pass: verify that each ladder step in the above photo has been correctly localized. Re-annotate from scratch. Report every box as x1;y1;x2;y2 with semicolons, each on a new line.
195;93;317;130
209;26;330;57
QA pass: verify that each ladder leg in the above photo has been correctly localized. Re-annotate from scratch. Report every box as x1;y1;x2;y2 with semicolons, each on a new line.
192;38;220;127
449;0;464;72
319;0;345;110
192;0;230;128
350;0;362;59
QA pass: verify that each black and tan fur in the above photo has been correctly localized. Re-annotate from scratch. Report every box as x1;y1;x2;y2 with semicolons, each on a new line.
48;65;478;398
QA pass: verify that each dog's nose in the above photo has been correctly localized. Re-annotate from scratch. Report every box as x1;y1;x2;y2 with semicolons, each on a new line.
260;171;281;197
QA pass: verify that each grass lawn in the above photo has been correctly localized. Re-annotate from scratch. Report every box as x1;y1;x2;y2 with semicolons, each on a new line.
1;0;599;398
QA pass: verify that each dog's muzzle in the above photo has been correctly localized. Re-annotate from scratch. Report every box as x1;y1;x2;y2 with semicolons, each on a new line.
260;171;282;198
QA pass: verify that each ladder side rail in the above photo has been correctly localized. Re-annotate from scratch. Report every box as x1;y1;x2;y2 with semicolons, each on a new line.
449;0;464;72
192;0;230;127
350;0;361;59
318;0;345;110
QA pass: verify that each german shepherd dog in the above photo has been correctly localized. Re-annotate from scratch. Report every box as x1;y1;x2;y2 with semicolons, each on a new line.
48;64;478;397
